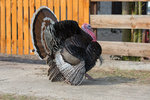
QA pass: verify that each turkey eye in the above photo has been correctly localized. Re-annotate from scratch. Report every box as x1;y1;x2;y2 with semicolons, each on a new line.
87;25;91;29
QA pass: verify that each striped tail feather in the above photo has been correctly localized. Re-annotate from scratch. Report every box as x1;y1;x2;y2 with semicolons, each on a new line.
31;6;58;59
47;62;65;82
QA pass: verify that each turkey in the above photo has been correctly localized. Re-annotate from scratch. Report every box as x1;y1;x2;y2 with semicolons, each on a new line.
31;6;102;85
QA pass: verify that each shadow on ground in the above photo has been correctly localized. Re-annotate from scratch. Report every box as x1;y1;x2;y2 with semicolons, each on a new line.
82;76;136;85
0;55;45;64
0;54;137;86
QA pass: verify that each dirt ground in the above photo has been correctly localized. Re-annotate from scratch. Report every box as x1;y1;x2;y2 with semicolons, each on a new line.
0;55;150;100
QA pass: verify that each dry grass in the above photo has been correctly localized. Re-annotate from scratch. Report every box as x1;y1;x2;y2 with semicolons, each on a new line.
88;68;150;84
0;94;36;100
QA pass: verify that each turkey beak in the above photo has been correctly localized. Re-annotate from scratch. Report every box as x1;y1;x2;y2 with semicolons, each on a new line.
99;56;103;66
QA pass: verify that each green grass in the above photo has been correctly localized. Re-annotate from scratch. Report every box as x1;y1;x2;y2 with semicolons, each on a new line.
0;94;36;100
88;68;150;84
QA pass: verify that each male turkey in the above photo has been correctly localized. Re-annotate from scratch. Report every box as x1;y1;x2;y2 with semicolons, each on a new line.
31;6;102;85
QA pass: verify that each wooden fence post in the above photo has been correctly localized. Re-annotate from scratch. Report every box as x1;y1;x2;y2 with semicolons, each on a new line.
1;0;6;53
6;0;11;54
90;1;98;38
12;0;17;54
24;0;29;55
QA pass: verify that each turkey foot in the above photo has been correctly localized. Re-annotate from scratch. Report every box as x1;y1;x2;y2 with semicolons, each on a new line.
85;73;95;81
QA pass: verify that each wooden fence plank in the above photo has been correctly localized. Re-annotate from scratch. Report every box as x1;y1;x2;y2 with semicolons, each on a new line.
0;0;6;53
79;0;84;26
30;0;34;55
91;0;150;2
42;0;47;6
84;0;89;24
67;0;73;20
91;15;150;29
12;0;17;54
6;0;11;54
18;0;23;55
61;0;66;20
54;0;60;20
24;0;29;55
98;41;150;57
73;0;78;22
36;0;41;10
48;0;54;11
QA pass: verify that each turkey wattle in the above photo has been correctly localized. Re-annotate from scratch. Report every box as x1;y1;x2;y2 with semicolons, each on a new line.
31;6;102;85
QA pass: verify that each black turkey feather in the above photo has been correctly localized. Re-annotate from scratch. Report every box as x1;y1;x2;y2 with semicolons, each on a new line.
31;6;102;85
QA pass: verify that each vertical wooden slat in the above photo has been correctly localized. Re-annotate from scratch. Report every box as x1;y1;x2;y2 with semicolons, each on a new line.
61;0;66;21
0;0;6;53
79;0;84;26
90;2;97;14
12;0;17;54
35;0;40;53
36;0;41;10
30;0;35;55
18;0;23;55
54;0;60;20
90;2;97;37
73;0;78;22
42;0;47;6
84;0;89;24
67;0;72;20
48;0;53;11
24;0;29;55
6;0;11;54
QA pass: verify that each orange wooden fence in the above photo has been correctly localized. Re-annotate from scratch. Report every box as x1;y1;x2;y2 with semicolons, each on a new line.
0;0;89;55
2;0;150;58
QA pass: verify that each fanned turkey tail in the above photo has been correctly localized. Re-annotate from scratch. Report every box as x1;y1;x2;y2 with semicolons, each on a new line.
31;6;65;82
31;6;58;59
